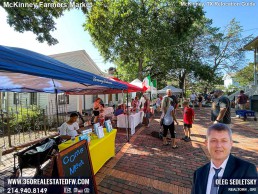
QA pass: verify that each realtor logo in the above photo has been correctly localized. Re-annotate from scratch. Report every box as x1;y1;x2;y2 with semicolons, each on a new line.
64;187;72;193
73;187;78;194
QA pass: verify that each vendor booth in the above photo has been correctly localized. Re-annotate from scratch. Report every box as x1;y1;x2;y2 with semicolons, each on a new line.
0;45;128;181
117;111;144;135
67;77;145;140
58;128;117;174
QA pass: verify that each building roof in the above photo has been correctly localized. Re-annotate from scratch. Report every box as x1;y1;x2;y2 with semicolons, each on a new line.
243;36;258;50
49;50;105;76
222;73;236;80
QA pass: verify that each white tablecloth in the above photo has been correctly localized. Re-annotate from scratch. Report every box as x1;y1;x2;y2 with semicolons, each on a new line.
103;107;114;115
117;111;144;135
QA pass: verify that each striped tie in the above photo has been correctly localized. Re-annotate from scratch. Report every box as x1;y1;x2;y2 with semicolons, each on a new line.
210;167;222;194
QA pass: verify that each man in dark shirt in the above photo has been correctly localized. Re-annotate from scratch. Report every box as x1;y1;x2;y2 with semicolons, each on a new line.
211;89;231;127
237;90;248;110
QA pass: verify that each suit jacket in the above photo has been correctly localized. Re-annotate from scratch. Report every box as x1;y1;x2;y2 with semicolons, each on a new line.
191;154;257;194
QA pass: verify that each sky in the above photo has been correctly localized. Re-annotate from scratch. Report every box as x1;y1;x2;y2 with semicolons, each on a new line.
0;1;258;71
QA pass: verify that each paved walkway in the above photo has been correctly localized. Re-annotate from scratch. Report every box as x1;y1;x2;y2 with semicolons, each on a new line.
95;107;258;194
0;107;257;194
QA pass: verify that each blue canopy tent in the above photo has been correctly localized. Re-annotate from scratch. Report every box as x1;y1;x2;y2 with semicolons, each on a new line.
0;45;127;90
0;45;128;125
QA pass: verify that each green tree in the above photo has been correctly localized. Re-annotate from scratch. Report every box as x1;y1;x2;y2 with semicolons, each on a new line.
180;18;252;94
85;0;205;82
199;19;252;73
157;17;218;94
235;63;254;86
0;0;87;45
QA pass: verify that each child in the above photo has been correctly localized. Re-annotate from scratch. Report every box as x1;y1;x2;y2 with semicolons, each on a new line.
182;101;195;142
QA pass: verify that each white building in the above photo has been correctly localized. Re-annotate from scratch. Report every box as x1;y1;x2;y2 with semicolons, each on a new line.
222;73;240;89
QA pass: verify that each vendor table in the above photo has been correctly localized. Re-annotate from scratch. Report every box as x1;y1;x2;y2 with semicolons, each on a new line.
58;128;117;174
117;111;144;135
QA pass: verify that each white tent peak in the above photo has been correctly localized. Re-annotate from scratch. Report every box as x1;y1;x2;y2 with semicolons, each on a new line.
130;79;143;88
158;85;182;94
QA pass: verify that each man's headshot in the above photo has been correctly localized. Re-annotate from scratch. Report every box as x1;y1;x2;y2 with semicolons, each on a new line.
206;124;233;168
191;123;257;194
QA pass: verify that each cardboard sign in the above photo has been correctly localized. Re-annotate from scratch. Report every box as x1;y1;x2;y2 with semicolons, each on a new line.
93;123;100;132
56;140;97;193
96;126;104;139
82;128;92;134
104;120;113;133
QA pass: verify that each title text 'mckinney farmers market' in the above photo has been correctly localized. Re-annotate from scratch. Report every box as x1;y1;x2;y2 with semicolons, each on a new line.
3;1;87;8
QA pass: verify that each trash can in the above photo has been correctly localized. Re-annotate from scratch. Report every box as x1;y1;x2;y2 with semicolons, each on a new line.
250;95;258;112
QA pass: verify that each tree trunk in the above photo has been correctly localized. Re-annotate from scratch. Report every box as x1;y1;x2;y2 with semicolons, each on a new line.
179;70;187;97
138;58;143;80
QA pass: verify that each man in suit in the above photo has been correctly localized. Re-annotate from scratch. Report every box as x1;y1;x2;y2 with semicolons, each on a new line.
191;123;257;194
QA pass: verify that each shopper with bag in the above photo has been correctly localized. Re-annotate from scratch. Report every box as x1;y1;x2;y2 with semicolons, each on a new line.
161;96;179;148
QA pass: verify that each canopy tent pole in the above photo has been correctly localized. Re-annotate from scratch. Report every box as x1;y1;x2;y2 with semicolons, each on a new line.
126;92;130;142
83;95;86;114
51;79;59;127
55;89;59;127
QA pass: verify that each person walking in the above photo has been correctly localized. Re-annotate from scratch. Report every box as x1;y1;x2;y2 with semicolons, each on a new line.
197;94;203;110
191;123;257;194
236;90;248;110
155;94;162;112
182;101;195;142
161;96;179;148
143;95;151;127
211;89;231;128
165;89;178;112
190;92;197;108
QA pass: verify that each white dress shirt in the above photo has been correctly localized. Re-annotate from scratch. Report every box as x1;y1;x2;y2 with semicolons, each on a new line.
206;156;229;194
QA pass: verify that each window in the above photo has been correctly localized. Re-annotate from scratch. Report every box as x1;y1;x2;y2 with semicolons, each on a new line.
13;93;19;104
115;94;118;101
58;94;69;105
30;93;37;105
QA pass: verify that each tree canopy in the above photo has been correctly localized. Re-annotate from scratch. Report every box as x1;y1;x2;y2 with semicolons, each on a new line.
234;63;254;86
0;0;87;45
84;0;205;82
1;0;253;93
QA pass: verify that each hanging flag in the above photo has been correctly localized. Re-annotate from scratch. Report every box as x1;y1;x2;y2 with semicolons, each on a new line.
142;75;151;91
152;80;157;88
151;80;157;95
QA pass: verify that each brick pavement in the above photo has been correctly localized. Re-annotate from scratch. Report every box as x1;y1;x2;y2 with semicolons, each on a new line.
95;107;258;194
0;107;257;194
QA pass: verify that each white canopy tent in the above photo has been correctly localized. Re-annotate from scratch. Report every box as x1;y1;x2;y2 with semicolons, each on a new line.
130;79;143;88
130;79;143;99
130;78;157;98
158;85;182;95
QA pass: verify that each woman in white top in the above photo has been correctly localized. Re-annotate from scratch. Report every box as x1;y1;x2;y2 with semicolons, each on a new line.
59;112;81;140
161;96;178;148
